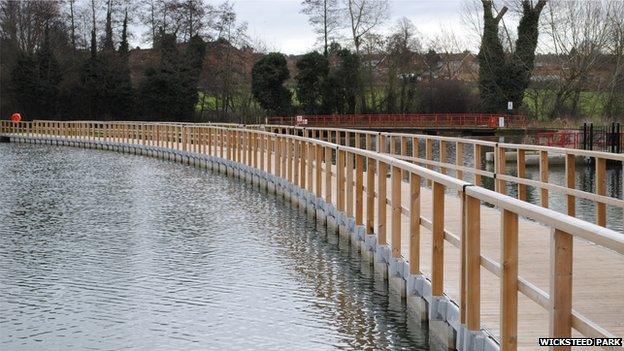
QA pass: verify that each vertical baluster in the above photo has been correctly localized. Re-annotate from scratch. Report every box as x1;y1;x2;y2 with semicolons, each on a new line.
377;161;388;245
355;154;364;226
549;229;573;349
439;140;447;175
431;182;445;296
409;173;421;275
325;146;332;205
456;142;464;180
595;157;606;227
474;144;482;186
336;148;345;212
391;166;401;258
540;151;549;208
346;150;354;217
315;143;322;198
517;149;526;201
495;145;506;194
425;139;433;187
501;209;518;351
565;154;576;216
465;194;481;331
366;156;376;235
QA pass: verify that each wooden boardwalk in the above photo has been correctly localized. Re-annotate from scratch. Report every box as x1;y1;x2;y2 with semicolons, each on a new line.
309;161;624;350
2;121;623;351
236;141;624;349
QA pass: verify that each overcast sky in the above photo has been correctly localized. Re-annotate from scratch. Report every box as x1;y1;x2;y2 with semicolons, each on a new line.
201;0;469;54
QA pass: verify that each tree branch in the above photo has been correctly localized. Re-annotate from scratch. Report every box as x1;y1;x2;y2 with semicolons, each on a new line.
535;0;548;14
495;6;508;24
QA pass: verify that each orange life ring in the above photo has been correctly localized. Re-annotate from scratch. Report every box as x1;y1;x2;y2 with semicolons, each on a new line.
11;113;21;123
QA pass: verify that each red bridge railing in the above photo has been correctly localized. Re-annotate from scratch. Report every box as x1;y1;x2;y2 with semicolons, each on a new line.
265;114;528;129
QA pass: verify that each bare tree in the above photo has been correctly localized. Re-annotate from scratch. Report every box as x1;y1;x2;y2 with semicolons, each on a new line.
544;0;611;118
344;0;388;54
173;0;214;41
0;0;61;53
603;1;624;119
385;17;421;112
428;28;474;80
300;0;341;56
139;0;179;46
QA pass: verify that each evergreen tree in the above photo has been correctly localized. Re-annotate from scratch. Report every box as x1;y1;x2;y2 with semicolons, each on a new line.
11;27;61;119
139;32;203;121
34;28;62;117
251;53;292;116
111;10;134;119
295;51;329;114
332;48;360;114
478;0;547;113
180;34;206;120
11;53;38;117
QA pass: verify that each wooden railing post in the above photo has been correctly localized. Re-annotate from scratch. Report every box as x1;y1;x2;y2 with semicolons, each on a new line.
355;154;364;226
377;161;388;244
596;157;606;227
565;154;576;217
325;146;332;204
495;145;506;195
412;137;419;159
474;144;482;186
456;142;464;180
254;132;259;169
286;138;293;182
439;140;447;175
267;134;273;174
377;133;385;153
540;151;549;208
246;130;251;164
207;127;212;156
517;149;526;201
306;139;313;193
219;129;224;158
300;139;307;189
501;209;519;351
346;151;354;217
431;181;445;296
409;173;421;275
336;148;345;212
391;166;402;257
465;194;481;331
366;156;376;234
549;229;573;350
293;138;300;185
426;139;433;187
315;144;322;198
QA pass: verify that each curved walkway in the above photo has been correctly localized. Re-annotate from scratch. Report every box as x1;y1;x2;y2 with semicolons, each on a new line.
1;121;623;351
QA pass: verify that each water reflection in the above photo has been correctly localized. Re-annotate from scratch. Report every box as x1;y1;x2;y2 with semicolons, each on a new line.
0;143;428;350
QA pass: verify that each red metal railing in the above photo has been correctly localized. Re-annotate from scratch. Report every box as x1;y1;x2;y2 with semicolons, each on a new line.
535;130;624;151
265;114;528;129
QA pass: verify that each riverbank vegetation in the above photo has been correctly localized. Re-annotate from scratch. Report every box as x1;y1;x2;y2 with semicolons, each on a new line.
1;0;623;123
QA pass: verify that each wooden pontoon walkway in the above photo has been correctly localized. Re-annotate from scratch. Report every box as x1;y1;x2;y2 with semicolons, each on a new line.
1;121;622;351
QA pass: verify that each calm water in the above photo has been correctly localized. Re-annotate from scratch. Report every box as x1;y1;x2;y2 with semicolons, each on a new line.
0;144;428;350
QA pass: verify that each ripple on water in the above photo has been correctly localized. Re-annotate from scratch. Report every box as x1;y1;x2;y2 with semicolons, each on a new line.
0;143;429;351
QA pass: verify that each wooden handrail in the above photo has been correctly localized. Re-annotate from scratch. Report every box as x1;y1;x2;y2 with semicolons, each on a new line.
1;119;622;350
262;124;623;229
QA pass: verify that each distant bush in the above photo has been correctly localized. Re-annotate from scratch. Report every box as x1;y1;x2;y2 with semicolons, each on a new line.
417;80;479;113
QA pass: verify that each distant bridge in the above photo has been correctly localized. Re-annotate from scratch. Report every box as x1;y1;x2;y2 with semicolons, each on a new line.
265;113;528;132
